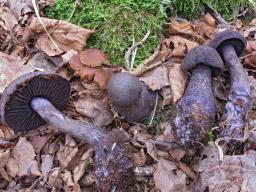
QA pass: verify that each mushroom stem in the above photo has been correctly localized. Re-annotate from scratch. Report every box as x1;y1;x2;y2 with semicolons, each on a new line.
219;45;251;141
184;65;212;97
31;97;134;191
175;65;215;146
31;97;106;145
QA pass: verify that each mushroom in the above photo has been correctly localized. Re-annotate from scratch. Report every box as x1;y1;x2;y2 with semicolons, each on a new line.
210;30;251;142
174;45;224;147
79;48;109;67
0;72;133;191
107;72;156;122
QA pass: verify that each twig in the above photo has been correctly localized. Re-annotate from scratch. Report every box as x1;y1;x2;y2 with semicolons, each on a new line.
240;52;255;60
148;93;158;126
125;30;151;71
68;2;78;21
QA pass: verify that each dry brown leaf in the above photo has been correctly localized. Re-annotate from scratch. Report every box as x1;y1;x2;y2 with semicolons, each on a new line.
0;149;10;180
61;170;80;192
6;157;19;178
0;51;34;93
48;167;62;189
56;143;78;168
163;36;198;58
74;95;113;127
168;63;187;102
169;18;205;44
193;13;217;39
0;124;14;138
26;17;94;56
160;87;173;106
140;65;170;91
11;137;41;177
198;149;256;192
29;135;50;154
0;4;17;33
154;158;188;192
156;122;176;143
132;148;147;166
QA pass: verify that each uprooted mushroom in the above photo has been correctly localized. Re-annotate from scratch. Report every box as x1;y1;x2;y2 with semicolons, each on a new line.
174;45;224;147
210;30;251;143
0;72;134;191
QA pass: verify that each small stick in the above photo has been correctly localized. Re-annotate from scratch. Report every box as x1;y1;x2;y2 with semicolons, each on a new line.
125;30;151;70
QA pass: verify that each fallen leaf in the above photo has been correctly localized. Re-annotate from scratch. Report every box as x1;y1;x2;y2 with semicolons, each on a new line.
48;167;62;189
11;137;41;177
168;63;187;102
25;17;95;56
74;95;113;127
0;149;10;180
140;65;170;91
198;149;256;192
56;143;78;168
154;158;187;192
27;52;60;72
6;157;19;178
0;51;34;93
61;170;80;192
169;18;204;44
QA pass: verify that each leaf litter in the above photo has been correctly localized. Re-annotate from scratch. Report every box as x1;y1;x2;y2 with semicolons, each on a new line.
0;1;255;192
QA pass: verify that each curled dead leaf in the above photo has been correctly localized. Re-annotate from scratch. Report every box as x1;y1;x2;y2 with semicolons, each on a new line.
11;137;41;177
74;95;113;127
154;158;187;192
25;17;95;56
140;65;170;91
168;63;187;102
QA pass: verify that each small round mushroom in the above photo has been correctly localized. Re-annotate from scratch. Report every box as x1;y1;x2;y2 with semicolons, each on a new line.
210;30;251;142
0;72;133;191
107;72;156;122
174;45;224;147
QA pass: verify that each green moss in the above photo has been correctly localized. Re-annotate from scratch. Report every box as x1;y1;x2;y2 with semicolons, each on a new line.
45;0;168;66
168;0;253;21
45;0;255;66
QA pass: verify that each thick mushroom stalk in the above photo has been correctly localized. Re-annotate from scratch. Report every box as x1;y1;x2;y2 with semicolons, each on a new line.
107;72;156;122
174;45;224;147
0;72;133;191
211;31;251;142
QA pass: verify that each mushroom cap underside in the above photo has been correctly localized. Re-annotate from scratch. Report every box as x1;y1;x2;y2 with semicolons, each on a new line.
210;30;247;58
182;45;225;75
0;72;70;133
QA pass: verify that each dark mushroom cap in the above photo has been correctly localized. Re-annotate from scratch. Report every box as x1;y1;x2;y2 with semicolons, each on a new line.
210;30;247;57
107;72;141;107
182;45;225;75
0;72;70;133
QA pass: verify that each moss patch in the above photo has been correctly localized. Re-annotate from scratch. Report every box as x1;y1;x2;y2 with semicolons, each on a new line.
45;0;168;66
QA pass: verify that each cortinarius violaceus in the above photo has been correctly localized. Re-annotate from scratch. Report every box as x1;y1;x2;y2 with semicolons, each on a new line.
210;30;251;142
174;45;224;147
